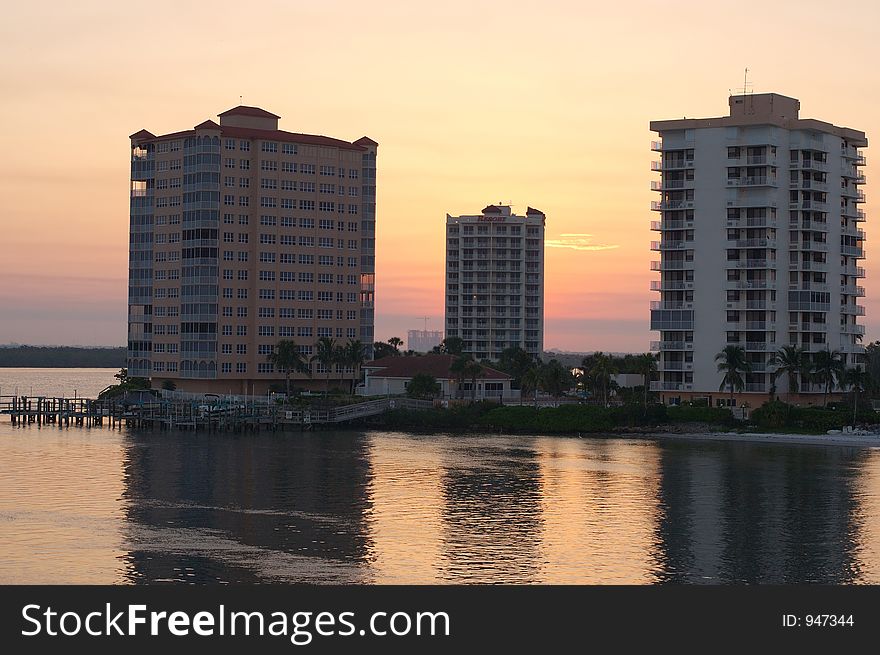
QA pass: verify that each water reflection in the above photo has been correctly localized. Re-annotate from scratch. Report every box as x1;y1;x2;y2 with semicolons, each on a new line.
120;431;374;583
2;422;880;584
653;442;872;583
438;441;544;583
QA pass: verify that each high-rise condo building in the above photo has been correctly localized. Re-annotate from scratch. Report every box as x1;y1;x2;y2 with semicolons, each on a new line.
445;205;545;360
407;329;443;353
650;93;867;405
128;106;377;393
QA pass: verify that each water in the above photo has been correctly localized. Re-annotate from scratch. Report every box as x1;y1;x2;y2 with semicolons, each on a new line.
1;369;880;584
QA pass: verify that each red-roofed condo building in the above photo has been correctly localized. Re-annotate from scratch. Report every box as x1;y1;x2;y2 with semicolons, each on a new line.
445;205;545;360
128;106;378;392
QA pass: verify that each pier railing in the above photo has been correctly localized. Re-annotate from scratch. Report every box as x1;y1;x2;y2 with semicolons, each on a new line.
0;394;436;430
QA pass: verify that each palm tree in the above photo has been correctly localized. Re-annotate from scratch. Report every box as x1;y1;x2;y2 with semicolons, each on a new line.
343;339;368;395
313;337;337;394
843;365;867;425
462;360;485;402
451;356;484;402
541;360;573;400
387;336;404;353
811;348;844;408
715;345;751;408
268;339;310;398
770;345;806;402
521;365;543;407
633;353;658;408
589;352;616;407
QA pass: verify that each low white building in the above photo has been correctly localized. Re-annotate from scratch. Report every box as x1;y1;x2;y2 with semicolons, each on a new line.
360;354;516;401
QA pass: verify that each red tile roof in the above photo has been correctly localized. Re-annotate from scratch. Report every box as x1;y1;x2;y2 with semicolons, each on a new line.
526;206;544;215
218;125;367;151
129;129;155;140
482;205;503;214
136;125;367;151
353;136;378;146
218;105;280;119
194;119;221;130
364;354;510;380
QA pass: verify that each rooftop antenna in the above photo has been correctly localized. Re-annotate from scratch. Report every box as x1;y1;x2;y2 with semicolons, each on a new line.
418;316;430;331
239;94;243;106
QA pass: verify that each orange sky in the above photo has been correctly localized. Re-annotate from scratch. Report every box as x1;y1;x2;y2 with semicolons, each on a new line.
0;0;877;351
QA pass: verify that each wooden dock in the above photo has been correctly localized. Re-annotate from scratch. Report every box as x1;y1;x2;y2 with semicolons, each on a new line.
0;394;433;432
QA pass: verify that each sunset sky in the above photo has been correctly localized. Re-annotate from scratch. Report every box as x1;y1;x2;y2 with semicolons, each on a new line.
1;0;877;352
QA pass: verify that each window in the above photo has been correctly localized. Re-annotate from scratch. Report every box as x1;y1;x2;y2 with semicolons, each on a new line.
282;143;297;155
261;141;278;153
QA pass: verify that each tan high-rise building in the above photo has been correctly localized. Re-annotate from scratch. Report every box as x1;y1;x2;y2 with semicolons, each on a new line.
128;106;378;393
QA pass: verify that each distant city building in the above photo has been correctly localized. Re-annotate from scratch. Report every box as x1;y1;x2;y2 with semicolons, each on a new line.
407;329;443;353
128;106;378;393
650;93;867;405
445;205;545;360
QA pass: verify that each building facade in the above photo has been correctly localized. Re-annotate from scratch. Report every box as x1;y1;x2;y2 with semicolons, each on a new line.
650;93;867;405
360;354;516;401
407;329;443;353
128;106;377;393
445;205;545;361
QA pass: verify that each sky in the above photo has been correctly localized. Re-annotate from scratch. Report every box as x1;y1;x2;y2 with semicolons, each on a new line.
0;0;878;352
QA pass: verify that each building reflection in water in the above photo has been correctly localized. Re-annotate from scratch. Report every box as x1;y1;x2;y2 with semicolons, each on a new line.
436;439;545;583
112;427;880;584
538;438;663;583
653;442;873;584
120;429;374;583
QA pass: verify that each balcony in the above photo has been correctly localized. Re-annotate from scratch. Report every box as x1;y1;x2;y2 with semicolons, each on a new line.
650;301;693;310
651;140;663;151
789;179;828;191
651;200;693;211
841;226;865;239
842;207;865;221
650;179;689;191
651;340;694;351
730;259;771;269
841;324;866;336
840;285;866;297
650;279;694;291
729;279;775;290
855;173;867;185
744;342;776;351
726;300;776;311
790;241;828;252
839;343;866;354
650;219;693;231
727;176;777;187
745;383;767;392
650;381;693;392
659;361;694;371
650;309;694;331
651;260;694;271
841;245;865;258
650;240;689;251
840;305;866;316
791;159;827;171
733;238;776;249
789;301;831;312
842;265;866;277
789;260;827;271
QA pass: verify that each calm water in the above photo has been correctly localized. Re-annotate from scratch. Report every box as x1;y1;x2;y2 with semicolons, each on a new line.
1;369;880;584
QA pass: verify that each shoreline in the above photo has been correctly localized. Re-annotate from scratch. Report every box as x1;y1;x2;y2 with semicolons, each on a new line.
617;430;880;448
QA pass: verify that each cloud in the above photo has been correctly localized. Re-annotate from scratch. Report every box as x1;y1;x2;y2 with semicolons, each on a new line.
545;233;619;251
